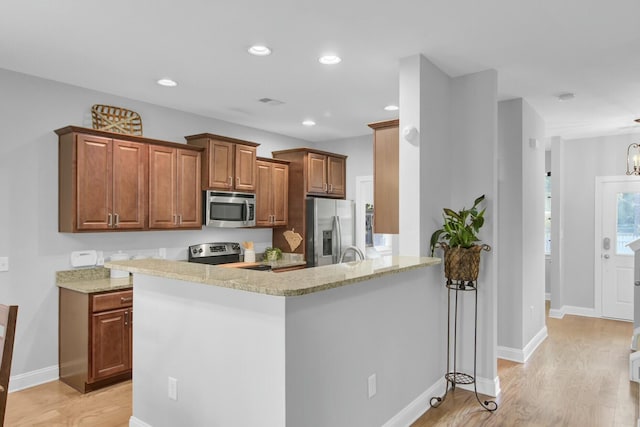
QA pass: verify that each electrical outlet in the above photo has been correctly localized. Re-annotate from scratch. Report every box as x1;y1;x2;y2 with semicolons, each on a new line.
368;374;376;398
168;376;178;400
0;257;8;272
159;248;167;259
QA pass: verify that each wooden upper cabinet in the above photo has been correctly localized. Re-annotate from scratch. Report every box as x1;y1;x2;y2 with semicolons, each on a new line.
307;153;327;194
72;134;147;231
256;158;288;227
304;151;346;198
185;134;259;192
75;134;112;230
56;126;202;233
176;149;202;228
327;156;345;197
235;144;257;191
111;140;147;229
209;140;234;189
368;119;399;234
148;145;201;229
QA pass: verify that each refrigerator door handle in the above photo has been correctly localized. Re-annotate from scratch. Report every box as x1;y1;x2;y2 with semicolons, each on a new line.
336;215;343;262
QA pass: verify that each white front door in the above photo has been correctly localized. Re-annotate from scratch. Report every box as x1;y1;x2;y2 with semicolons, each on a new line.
598;179;640;320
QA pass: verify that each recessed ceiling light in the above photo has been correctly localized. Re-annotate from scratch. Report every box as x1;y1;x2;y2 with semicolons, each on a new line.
557;93;575;101
384;105;399;111
302;120;316;127
248;45;271;56
319;55;341;65
157;78;177;87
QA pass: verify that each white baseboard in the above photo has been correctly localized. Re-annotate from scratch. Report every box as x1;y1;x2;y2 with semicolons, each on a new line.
548;305;598;319
458;375;501;398
545;292;551;301
497;326;548;363
9;365;58;392
130;416;153;427
548;308;564;319
382;377;445;427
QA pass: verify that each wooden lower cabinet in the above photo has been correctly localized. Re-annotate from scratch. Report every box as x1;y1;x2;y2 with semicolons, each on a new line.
59;287;133;393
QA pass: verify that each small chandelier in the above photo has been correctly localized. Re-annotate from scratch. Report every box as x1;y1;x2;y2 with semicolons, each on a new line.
627;143;640;175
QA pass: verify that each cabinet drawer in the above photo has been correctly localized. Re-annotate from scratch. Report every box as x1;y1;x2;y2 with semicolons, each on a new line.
91;290;133;312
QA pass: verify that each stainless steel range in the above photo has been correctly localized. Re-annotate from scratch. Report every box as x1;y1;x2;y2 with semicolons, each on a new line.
187;242;271;271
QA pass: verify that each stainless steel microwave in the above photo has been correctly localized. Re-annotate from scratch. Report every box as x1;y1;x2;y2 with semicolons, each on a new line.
203;191;256;228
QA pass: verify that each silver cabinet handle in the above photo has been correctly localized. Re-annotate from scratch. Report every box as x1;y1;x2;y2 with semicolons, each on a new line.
329;184;333;193
120;297;133;303
173;214;177;225
179;215;183;225
124;311;129;326
228;176;232;187
236;177;240;187
114;213;119;227
108;213;113;227
323;183;327;191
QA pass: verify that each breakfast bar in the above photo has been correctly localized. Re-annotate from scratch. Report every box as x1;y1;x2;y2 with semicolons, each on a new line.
107;256;444;427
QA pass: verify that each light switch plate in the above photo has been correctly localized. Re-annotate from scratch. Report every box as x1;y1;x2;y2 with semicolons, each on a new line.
0;257;8;272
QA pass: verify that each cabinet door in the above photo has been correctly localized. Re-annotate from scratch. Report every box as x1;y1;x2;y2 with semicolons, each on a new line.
307;153;327;194
235;144;257;191
373;124;399;234
272;163;288;226
76;134;112;230
112;140;147;229
208;140;234;189
90;309;130;382
255;160;273;226
176;149;202;228
148;145;177;228
327;156;345;198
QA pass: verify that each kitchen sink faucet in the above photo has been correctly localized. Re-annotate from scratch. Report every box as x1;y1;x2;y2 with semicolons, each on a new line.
339;246;365;263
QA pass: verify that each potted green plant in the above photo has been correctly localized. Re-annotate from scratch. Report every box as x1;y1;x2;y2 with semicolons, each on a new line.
429;195;490;284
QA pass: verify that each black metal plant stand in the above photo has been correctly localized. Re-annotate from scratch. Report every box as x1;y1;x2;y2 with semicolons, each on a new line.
429;273;498;412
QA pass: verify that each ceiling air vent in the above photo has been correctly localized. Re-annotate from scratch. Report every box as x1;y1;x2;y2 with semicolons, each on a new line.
258;98;285;106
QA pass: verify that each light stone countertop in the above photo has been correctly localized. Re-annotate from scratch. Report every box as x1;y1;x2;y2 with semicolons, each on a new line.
56;267;133;293
105;256;441;296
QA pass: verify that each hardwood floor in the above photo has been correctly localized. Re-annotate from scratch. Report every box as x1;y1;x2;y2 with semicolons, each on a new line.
4;306;637;426
5;380;131;426
413;306;637;427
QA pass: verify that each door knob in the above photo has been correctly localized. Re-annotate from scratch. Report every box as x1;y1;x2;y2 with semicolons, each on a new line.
603;254;610;259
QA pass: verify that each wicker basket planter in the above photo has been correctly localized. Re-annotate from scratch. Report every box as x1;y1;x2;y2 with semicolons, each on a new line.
438;242;491;284
91;104;143;135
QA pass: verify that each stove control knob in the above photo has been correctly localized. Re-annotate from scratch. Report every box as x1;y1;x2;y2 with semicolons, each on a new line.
232;244;240;250
198;248;203;253
192;248;198;254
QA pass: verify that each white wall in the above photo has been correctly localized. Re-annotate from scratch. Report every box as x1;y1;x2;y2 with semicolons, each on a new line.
450;69;499;387
497;99;524;349
521;100;546;345
0;68;310;384
554;132;640;311
497;98;546;355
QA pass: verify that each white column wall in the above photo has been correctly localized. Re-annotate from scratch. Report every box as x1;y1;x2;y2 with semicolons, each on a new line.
450;70;499;387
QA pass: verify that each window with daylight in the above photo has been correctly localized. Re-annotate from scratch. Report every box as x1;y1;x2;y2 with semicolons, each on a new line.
616;192;640;255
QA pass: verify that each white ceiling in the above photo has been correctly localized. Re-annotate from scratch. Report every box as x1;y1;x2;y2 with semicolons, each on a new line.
2;0;640;142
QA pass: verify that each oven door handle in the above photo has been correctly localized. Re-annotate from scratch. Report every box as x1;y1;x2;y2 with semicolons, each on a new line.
244;200;249;225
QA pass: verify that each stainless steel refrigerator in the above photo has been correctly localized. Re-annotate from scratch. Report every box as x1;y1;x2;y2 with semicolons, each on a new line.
306;197;355;266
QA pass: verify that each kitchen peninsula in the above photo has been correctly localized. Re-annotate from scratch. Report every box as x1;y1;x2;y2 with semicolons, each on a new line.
107;256;444;427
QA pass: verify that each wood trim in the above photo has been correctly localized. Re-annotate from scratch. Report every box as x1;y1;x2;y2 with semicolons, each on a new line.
184;133;260;147
256;156;290;165
55;126;203;152
367;118;399;130
59;289;89;393
272;147;347;159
